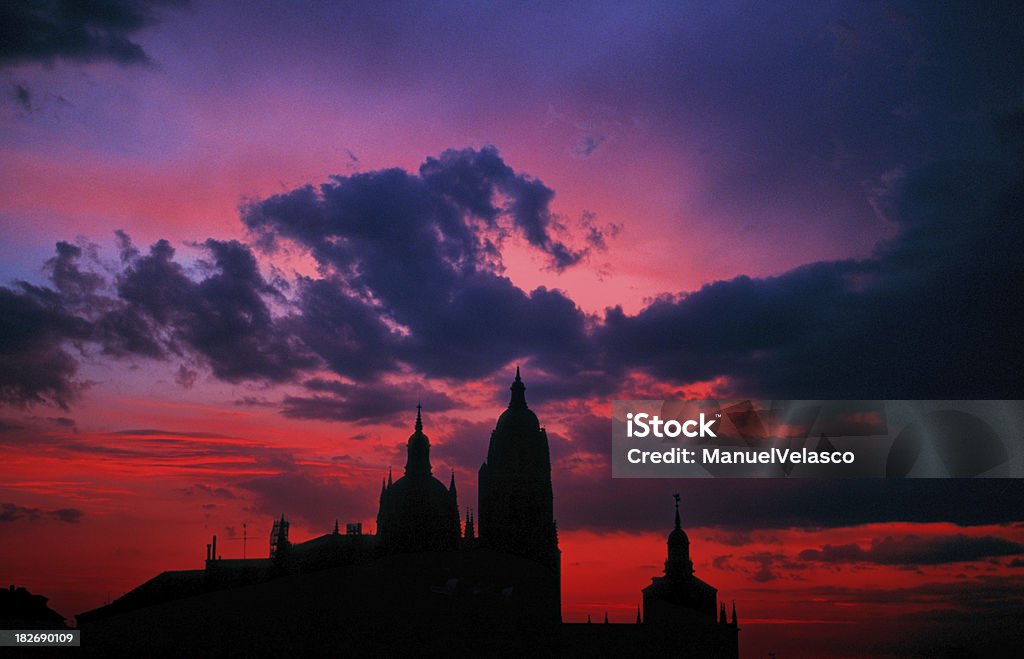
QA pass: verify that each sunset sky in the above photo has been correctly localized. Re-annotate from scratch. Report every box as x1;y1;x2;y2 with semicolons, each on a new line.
2;2;1024;657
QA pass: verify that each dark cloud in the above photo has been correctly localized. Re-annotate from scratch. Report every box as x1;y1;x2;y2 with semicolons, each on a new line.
13;83;31;110
110;428;240;439
798;534;1024;566
553;474;1024;534
117;238;318;382
244;147;596;384
281;378;456;423
596;114;1024;399
182;484;237;500
431;419;496;471
232;396;275;408
0;1;183;67
0;237;317;403
577;210;618;251
288;276;401;380
419;146;584;268
50;508;84;523
245;146;586;271
3;122;1022;449
573;134;605;157
0;502;84;524
739;551;808;583
547;412;611;462
0;281;90;409
45;241;104;301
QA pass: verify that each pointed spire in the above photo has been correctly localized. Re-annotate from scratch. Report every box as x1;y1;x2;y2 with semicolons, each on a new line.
673;493;681;531
587;614;592;624
333;519;339;535
719;602;727;625
405;404;432;476
636;605;642;625
731;600;738;626
449;470;457;493
387;467;392;487
509;366;527;408
604;611;609;624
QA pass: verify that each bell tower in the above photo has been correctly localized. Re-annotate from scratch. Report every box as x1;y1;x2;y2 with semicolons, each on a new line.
478;368;561;621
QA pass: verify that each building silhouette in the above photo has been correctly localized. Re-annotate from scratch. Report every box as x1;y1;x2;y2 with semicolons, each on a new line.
377;404;461;554
76;369;739;657
478;366;562;622
0;584;68;629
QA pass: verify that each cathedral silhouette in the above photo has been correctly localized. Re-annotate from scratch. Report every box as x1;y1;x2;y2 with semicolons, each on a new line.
76;370;739;657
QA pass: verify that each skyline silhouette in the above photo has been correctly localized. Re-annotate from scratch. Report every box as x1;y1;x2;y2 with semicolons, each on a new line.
70;371;739;657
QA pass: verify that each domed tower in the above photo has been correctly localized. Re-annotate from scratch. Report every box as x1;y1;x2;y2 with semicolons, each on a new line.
377;405;460;554
642;494;718;626
478;368;561;620
666;493;694;577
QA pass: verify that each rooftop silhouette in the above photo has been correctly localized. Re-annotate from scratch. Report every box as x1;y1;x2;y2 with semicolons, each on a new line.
74;369;739;657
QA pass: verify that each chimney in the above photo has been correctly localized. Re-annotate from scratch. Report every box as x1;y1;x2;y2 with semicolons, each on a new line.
212;535;217;561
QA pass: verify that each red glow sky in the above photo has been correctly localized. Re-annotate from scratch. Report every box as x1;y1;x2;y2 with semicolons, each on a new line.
3;3;1024;658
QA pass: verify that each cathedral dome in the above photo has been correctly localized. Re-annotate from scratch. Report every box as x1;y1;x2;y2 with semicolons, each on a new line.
668;525;690;548
384;473;453;510
376;405;460;554
665;495;694;577
495;366;538;429
486;367;549;471
495;404;541;434
405;408;431;477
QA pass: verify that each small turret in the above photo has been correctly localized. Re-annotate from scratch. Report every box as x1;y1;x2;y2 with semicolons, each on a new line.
666;494;693;577
719;602;727;625
405;405;431;476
